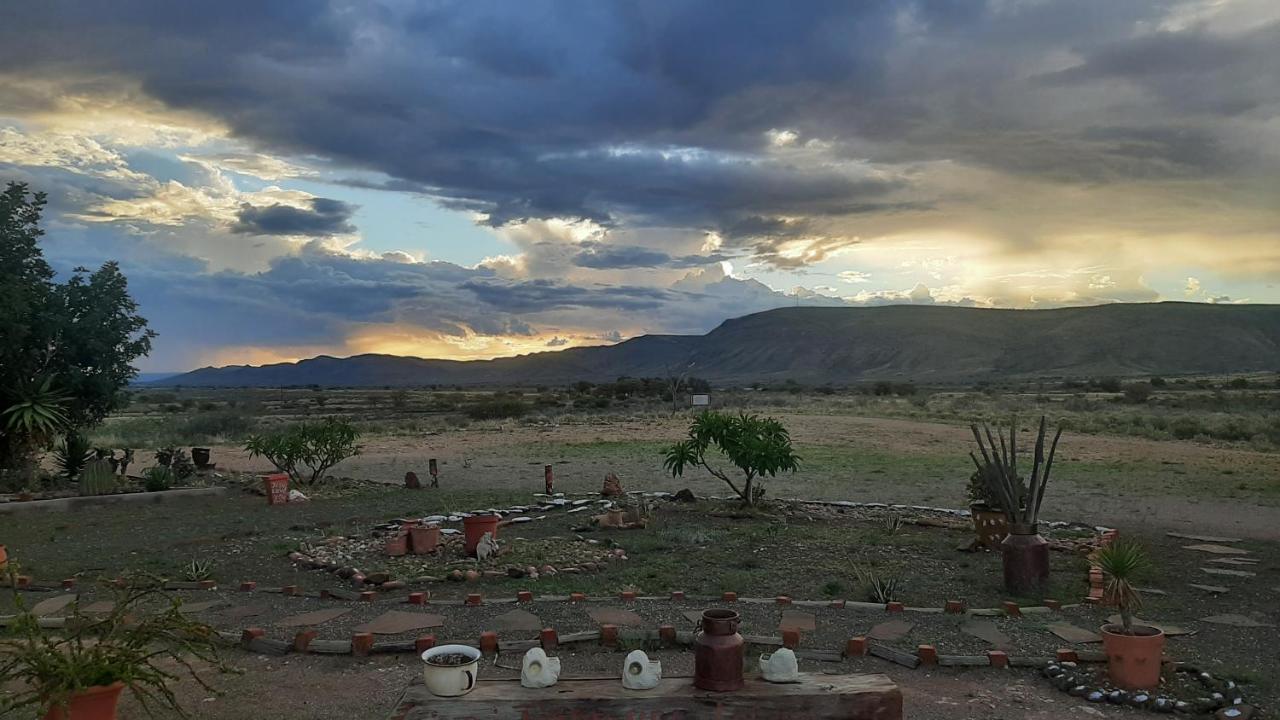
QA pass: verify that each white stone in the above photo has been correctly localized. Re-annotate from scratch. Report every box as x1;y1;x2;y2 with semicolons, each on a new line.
521;648;561;688
759;648;800;683
622;650;662;690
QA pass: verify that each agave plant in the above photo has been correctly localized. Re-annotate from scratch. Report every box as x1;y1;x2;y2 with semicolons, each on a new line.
2;374;69;439
52;431;94;480
969;416;1063;526
853;565;903;604
1095;540;1149;634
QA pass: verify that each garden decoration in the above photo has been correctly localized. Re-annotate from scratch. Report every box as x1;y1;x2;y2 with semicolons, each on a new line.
0;569;234;720
421;644;481;697
463;515;501;557
695;609;745;692
475;532;499;563
622;650;662;690
520;647;561;689
1096;540;1165;690
970;416;1063;594
759;648;800;683
967;469;1008;549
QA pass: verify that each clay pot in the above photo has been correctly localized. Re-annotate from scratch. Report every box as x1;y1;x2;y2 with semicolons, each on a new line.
1101;624;1165;690
694;609;744;692
43;682;125;720
191;447;211;468
970;503;1009;549
1000;523;1049;595
463;515;501;557
385;532;409;557
0;544;7;570
409;525;441;555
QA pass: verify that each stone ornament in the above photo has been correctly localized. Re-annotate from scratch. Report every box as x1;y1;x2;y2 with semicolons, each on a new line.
476;532;499;563
759;648;800;683
520;647;561;689
621;649;662;690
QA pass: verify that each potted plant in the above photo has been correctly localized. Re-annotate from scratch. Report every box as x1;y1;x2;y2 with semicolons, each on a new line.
966;469;1008;549
969;416;1063;595
0;568;235;719
1097;540;1164;690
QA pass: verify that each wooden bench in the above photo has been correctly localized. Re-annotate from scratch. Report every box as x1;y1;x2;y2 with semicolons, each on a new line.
389;672;901;719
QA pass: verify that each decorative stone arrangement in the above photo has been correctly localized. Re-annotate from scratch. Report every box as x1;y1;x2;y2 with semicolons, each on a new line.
1042;660;1251;715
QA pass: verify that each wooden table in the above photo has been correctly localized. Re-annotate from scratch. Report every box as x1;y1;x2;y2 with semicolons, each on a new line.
390;673;902;719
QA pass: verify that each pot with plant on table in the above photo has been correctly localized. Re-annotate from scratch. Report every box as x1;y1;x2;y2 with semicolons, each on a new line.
1096;540;1165;690
0;565;236;720
970;416;1064;596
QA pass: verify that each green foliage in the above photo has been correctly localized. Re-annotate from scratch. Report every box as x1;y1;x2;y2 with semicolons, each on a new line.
52;431;94;480
853;565;903;604
1;182;154;488
0;568;234;718
180;558;214;582
244;417;361;486
664;411;800;506
1095;539;1150;634
141;466;174;492
78;458;118;496
1122;383;1152;404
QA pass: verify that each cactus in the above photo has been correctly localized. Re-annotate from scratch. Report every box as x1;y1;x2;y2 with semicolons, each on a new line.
79;458;118;496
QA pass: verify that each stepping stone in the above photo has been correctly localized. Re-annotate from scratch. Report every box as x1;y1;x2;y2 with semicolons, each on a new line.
1184;544;1249;555
219;605;268;620
277;607;352;628
177;600;226;614
30;594;77;617
868;619;914;642
682;610;708;626
1208;558;1258;566
1168;532;1242;543
1202;568;1255;578
80;601;115;614
778;610;816;633
587;607;645;627
1189;584;1230;594
1200;614;1274;628
1106;616;1194;637
1136;587;1167;595
1047;622;1101;644
961;620;1011;647
354;610;445;635
491;609;542;632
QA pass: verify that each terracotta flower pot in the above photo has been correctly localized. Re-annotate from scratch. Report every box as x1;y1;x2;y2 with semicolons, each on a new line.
462;515;500;557
409;525;440;555
385;532;409;557
1000;523;1049;595
0;544;7;569
1101;624;1165;690
43;682;125;720
969;503;1009;549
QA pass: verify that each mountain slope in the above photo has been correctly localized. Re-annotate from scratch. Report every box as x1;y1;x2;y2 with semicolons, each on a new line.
157;302;1280;387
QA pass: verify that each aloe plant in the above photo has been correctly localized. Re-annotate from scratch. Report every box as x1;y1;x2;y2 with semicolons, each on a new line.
1095;540;1149;634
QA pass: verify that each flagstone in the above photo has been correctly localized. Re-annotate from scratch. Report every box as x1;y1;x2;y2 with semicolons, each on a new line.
277;607;352;628
491;609;542;632
1202;567;1255;578
1106;615;1194;637
1184;544;1249;555
1207;558;1258;566
177;600;226;614
962;620;1011;647
1168;532;1242;543
778;610;816;633
29;594;77;617
1047;622;1101;644
1199;614;1273;628
867;619;914;642
80;601;114;614
354;610;445;635
1188;584;1229;594
219;605;268;621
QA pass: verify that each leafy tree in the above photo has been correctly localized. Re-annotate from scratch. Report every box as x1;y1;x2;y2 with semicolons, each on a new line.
245;418;361;486
0;183;154;489
663;411;800;506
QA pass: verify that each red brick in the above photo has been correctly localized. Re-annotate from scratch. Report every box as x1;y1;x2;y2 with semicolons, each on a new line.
829;599;846;609
1002;601;1021;617
414;635;436;654
670;590;685;601
776;595;792;605
352;632;374;657
659;624;677;645
465;593;483;606
782;629;800;649
407;592;427;605
722;591;738;602
240;627;266;645
198;579;217;590
293;629;318;652
517;590;534;603
282;585;299;596
987;650;1009;668
16;576;32;589
620;591;637;602
886;601;904;613
239;581;257;592
360;591;377;602
570;592;587;603
600;624;619;647
540;628;558;651
479;631;499;655
918;645;938;666
1045;599;1062;611
1055;648;1078;663
944;599;964;614
61;579;76;590
845;636;868;657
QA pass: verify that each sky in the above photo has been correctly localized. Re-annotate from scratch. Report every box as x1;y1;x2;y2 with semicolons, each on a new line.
1;1;1277;372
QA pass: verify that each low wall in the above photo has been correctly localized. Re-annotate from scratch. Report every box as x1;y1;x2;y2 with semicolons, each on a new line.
0;486;227;514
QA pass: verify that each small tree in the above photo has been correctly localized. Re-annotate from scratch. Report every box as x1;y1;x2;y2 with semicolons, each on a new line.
245;417;361;486
663;411;800;506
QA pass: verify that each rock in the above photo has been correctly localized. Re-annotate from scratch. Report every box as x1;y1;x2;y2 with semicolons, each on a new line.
602;473;624;497
366;572;391;585
464;570;480;582
448;570;464;582
381;580;406;591
540;565;556;576
404;471;420;489
673;488;697;503
1087;691;1105;703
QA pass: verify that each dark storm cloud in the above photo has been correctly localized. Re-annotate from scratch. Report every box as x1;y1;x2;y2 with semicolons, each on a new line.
571;242;732;270
462;278;671;313
232;198;358;237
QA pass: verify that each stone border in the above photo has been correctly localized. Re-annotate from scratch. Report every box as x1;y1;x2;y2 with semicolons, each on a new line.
1041;659;1250;714
0;486;226;514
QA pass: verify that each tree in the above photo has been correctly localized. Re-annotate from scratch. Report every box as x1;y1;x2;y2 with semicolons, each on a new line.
244;418;361;486
663;411;800;506
0;183;155;489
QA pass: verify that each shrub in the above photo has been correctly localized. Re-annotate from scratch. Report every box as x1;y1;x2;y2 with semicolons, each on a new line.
464;398;530;420
180;409;256;439
664;411;800;506
1121;383;1152;404
244;417;361;486
141;466;174;492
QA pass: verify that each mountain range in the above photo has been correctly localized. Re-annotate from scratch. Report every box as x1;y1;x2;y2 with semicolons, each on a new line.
155;302;1280;387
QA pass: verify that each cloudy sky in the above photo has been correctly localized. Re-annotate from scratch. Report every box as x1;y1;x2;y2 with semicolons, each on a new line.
2;1;1277;371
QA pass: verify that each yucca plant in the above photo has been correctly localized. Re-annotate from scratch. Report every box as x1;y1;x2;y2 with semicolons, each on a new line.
181;558;215;582
969;416;1063;526
854;565;903;604
1095;540;1149;634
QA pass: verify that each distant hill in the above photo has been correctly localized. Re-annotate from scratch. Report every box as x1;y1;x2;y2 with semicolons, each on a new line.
155;302;1280;387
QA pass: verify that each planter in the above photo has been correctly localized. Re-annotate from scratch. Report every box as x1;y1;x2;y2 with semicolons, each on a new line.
191;448;211;468
0;544;7;569
409;525;441;555
1101;624;1165;690
1000;523;1049;595
969;503;1009;549
263;473;289;506
421;644;481;697
462;515;500;557
43;682;125;720
695;609;745;692
385;532;409;557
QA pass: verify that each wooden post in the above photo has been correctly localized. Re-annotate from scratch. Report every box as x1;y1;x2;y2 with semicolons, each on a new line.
428;459;439;488
544;464;553;494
